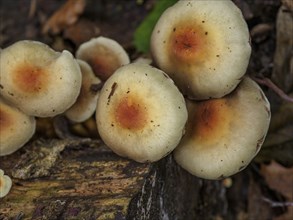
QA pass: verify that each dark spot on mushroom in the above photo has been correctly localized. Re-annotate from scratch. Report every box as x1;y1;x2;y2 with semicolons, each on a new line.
264;105;270;117
52;109;55;112
0;84;3;89
90;82;103;93
150;120;154;123
107;82;118;105
157;30;160;34
205;32;208;35
216;55;220;57
145;73;148;76
238;165;246;171
173;27;176;32
218;174;225;180
126;90;130;94
202;20;205;23
256;135;265;152
111;123;114;127
163;41;166;44
8;92;14;96
241;160;244;164
220;159;223;162
162;72;169;79
259;91;266;102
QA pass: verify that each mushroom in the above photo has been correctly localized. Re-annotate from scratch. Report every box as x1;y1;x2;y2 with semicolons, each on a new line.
76;36;130;81
0;40;82;117
0;97;36;156
151;0;251;100
0;169;12;198
174;77;271;180
65;60;102;123
96;63;187;163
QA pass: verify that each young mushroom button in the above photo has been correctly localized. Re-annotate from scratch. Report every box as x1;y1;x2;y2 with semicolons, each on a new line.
96;63;188;163
174;77;271;180
0;40;82;117
0;97;36;156
151;0;251;100
0;169;12;198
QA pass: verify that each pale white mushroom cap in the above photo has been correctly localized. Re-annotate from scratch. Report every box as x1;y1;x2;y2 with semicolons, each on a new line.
0;169;12;198
0;97;36;156
151;0;251;100
174;77;271;180
76;36;130;81
0;40;82;117
65;60;102;123
96;63;187;163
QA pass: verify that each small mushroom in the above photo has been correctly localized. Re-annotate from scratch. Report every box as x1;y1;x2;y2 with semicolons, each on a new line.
65;60;102;123
0;40;82;117
174;77;271;180
76;36;130;81
96;63;187;163
151;0;251;100
0;97;36;156
0;169;12;198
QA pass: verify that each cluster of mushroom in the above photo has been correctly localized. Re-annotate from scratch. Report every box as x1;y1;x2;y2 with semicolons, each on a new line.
96;0;271;180
0;0;271;182
0;40;81;156
0;36;129;157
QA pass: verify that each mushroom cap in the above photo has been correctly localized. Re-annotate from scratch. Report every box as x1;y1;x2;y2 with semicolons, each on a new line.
76;36;130;81
96;63;187;163
0;97;36;156
151;0;251;100
174;77;271;180
0;40;82;117
0;169;12;198
65;60;102;123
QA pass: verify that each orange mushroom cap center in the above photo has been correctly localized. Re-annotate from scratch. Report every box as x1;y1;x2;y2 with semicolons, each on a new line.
0;107;13;134
13;63;49;94
188;99;233;146
168;22;210;64
114;96;148;130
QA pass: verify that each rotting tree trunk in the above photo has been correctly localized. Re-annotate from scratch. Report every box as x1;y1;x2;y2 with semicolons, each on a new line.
0;138;282;220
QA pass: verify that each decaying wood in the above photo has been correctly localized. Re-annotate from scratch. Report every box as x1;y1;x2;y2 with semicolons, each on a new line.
0;138;287;220
0;139;149;219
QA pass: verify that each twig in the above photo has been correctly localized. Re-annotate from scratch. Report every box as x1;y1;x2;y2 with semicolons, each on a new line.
28;0;37;19
262;197;293;207
251;76;293;103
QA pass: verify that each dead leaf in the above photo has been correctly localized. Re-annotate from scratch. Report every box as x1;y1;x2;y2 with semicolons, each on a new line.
42;0;86;35
260;161;293;220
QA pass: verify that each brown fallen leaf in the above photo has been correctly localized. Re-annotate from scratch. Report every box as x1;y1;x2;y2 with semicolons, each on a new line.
42;0;86;35
260;161;293;220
